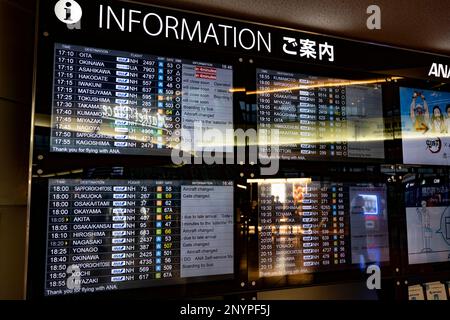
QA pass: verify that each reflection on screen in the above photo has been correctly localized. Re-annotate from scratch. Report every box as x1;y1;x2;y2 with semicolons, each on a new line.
349;186;389;265
51;43;233;155
254;179;389;277
405;176;450;264
45;179;234;296
256;69;385;161
400;87;450;165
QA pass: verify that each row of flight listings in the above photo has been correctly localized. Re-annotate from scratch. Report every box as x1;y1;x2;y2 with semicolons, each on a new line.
51;43;450;166
41;43;450;296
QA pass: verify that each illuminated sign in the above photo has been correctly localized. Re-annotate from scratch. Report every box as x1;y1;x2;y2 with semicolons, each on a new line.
428;63;450;79
48;0;339;64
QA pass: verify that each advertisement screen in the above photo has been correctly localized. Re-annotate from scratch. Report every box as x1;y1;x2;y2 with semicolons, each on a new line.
400;87;450;165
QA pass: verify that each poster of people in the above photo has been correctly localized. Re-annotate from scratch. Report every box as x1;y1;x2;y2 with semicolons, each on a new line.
400;87;450;165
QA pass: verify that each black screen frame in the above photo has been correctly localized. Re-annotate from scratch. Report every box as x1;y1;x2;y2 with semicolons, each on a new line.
240;166;398;292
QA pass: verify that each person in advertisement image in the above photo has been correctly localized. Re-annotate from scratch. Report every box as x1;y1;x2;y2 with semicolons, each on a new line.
417;200;433;253
400;87;450;165
445;105;450;134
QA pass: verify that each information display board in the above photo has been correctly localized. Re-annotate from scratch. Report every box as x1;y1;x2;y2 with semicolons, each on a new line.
29;0;450;300
256;69;385;160
256;179;389;277
51;43;233;155
45;179;234;296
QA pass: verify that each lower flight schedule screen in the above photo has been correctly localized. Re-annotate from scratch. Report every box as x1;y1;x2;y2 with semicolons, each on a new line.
45;179;234;296
51;43;233;155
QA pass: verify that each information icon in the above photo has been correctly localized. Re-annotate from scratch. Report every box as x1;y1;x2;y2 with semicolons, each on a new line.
54;0;82;24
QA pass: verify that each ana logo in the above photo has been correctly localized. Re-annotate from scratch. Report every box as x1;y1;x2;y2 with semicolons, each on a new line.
426;137;442;154
54;0;82;24
428;62;450;79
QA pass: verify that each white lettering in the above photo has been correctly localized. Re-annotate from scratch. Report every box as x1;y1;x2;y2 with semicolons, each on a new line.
128;10;141;32
218;24;232;46
429;63;450;78
181;19;201;42
203;23;219;45
239;28;255;50
107;6;125;31
258;31;271;53
143;13;163;36
99;4;103;28
165;15;179;39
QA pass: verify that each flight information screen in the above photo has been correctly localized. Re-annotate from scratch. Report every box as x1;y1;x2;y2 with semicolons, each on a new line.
51;43;233;155
256;69;385;160
45;179;234;296
256;179;389;277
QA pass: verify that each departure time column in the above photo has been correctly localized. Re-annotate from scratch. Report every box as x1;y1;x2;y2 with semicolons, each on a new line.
258;183;276;276
52;46;77;149
46;182;73;292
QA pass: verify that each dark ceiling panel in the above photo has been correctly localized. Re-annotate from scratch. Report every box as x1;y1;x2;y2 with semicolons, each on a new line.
142;0;450;55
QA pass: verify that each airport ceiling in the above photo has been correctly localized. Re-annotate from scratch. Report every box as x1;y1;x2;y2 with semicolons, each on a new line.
144;0;450;56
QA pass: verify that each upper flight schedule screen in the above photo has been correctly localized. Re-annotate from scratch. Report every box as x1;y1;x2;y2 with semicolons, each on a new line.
45;179;234;296
256;69;385;161
51;43;233;155
256;179;389;277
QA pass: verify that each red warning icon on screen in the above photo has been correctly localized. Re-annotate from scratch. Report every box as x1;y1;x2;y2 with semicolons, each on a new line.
195;66;217;80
